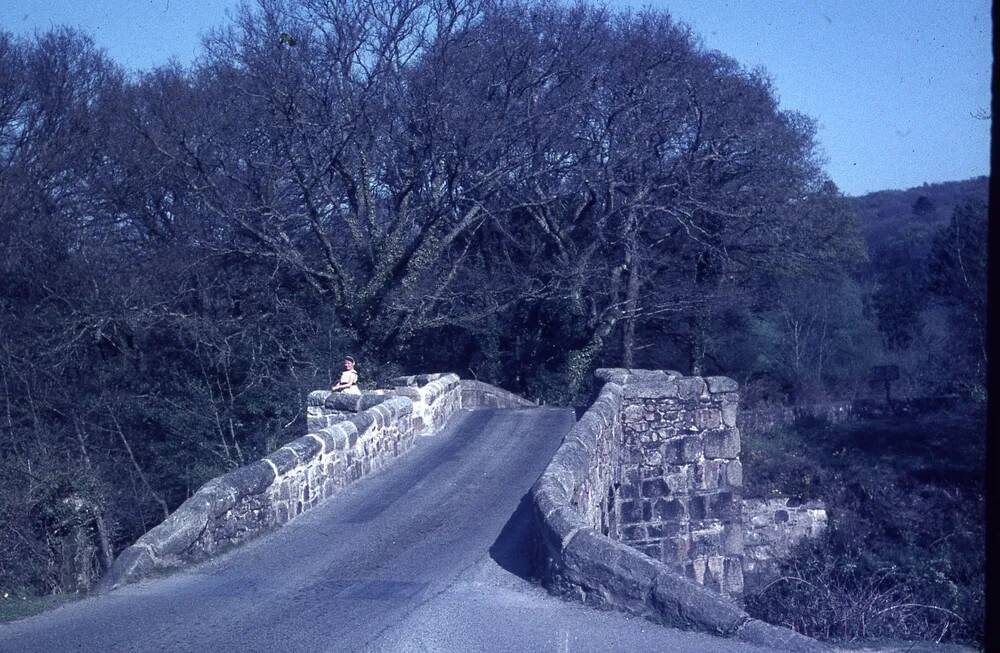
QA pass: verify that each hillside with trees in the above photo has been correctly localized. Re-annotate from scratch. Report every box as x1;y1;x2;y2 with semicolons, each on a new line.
849;176;988;246
0;1;986;646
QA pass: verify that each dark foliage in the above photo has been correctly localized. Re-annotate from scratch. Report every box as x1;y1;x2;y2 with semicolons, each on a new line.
743;413;985;645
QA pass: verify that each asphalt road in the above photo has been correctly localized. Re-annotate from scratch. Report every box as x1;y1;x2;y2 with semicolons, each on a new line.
0;407;777;653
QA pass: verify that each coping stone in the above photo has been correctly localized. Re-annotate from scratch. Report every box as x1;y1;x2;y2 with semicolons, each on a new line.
736;619;834;652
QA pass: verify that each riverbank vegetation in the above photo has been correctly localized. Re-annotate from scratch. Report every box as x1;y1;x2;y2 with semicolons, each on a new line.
743;412;985;645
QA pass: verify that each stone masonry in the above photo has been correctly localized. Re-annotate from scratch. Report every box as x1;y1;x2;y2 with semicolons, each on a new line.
742;497;827;587
614;370;744;598
102;373;532;591
532;369;833;651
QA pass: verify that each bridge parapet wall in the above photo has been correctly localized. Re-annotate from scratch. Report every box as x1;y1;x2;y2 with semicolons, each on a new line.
102;373;531;591
458;379;537;410
531;368;830;652
618;372;744;597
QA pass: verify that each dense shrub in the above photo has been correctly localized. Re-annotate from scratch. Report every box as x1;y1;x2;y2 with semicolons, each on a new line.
742;412;985;646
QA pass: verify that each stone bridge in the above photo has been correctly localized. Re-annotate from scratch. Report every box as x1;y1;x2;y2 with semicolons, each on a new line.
0;370;831;653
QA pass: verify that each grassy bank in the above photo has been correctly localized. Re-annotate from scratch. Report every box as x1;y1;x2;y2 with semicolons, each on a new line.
741;411;985;646
0;592;82;624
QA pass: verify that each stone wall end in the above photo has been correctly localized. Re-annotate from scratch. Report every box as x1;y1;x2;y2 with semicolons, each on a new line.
531;368;831;652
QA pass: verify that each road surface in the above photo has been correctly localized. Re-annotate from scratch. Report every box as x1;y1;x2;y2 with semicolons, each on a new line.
1;407;776;653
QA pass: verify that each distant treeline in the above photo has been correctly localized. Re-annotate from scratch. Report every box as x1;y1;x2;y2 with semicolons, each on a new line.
0;1;986;597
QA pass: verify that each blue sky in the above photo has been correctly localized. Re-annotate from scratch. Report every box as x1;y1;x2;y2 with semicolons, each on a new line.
0;0;991;196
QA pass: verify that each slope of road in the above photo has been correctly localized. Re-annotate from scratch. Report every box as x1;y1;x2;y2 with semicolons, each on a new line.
0;407;777;653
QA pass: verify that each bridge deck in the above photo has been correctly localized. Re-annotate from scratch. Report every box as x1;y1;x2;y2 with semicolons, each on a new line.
0;408;772;653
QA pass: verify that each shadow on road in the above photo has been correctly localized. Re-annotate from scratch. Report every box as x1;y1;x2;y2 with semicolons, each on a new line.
489;492;539;581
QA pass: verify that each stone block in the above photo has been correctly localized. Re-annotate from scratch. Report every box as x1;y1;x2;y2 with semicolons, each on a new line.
391;386;421;400
723;522;744;556
620;500;644;524
675;377;707;400
343;413;373;436
690;523;724;557
664;467;689;493
653;497;687;521
627;420;649;434
710;491;739;520
359;394;392;410
284;436;322;463
221;461;275;498
705;376;738;393
306;413;335;431
689;495;705;521
724;460;743;487
681;435;704;463
623;381;679;400
723;557;744;596
307;390;333;407
696;409;722;430
266;447;300;476
627;369;672;383
652;422;678;439
641;478;668;498
651;569;746;633
621;525;646;541
563;530;660;605
662;438;684;464
144;502;210;557
736;619;833;652
325;393;363;412
540;506;587;553
722;403;738;427
647;521;682;538
704;555;726;592
274;502;289;524
534;477;570;510
622;404;645;423
641;446;663;466
101;544;158;590
662;534;689;563
700;460;725;491
703;428;740;459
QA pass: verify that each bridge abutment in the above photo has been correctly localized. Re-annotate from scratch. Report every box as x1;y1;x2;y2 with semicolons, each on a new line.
532;368;831;651
614;371;744;598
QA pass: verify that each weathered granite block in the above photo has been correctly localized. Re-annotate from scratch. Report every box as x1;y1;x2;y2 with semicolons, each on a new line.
705;376;738;393
652;497;687;521
724;460;743;487
623;379;681;400
641;478;668;499
675;377;707;400
722;403;738;428
696;409;723;430
703;428;740;459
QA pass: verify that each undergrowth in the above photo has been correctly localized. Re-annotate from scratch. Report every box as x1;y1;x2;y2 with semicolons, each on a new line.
741;411;985;646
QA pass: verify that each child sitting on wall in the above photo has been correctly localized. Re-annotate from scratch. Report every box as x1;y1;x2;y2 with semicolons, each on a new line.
331;356;361;395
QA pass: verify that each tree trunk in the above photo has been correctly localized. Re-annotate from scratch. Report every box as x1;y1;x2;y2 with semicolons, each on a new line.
621;244;640;368
689;312;706;376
